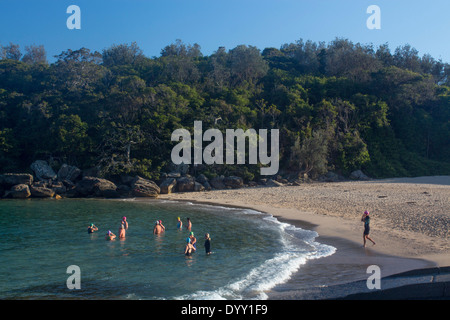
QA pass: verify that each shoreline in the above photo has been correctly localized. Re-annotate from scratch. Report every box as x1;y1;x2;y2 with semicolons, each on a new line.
158;176;450;299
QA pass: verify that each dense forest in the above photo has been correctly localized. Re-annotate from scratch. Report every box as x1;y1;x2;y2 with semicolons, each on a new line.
0;38;449;183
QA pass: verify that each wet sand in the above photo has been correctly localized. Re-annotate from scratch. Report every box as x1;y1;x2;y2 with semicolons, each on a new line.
159;176;450;299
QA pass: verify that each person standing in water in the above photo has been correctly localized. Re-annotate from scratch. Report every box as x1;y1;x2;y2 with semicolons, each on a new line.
122;217;128;230
361;210;376;247
119;220;126;239
153;221;163;234
186;218;192;231
204;233;212;255
177;217;183;230
159;220;166;232
87;223;98;234
105;230;116;240
184;237;196;256
189;232;197;250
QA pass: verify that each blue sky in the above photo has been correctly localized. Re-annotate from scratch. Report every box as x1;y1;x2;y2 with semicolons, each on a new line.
1;0;449;62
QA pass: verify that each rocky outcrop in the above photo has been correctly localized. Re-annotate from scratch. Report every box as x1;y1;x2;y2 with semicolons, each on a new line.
0;173;33;187
9;184;31;198
210;176;226;190
223;176;244;189
350;170;370;181
30;160;57;181
194;181;205;192
30;186;55;198
131;176;160;197
176;176;195;192
57;164;81;182
76;176;118;198
160;178;177;194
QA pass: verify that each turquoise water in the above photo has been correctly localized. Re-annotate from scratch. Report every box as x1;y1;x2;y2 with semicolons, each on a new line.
0;198;335;300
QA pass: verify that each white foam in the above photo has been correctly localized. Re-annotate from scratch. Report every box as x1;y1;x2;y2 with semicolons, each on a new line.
174;211;336;300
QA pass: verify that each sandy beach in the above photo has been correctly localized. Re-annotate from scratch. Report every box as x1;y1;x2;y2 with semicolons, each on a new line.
159;176;450;299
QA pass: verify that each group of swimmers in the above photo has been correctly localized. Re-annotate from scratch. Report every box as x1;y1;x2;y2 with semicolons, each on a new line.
87;216;212;255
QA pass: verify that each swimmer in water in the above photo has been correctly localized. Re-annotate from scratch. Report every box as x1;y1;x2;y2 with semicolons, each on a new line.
153;220;163;234
159;220;166;232
87;223;98;234
105;230;116;240
204;233;212;255
186;217;192;231
189;231;197;250
176;217;182;230
122;216;128;230
184;237;196;256
119;220;126;239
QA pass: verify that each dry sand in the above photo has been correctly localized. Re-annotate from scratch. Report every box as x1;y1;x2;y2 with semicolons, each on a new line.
159;176;450;299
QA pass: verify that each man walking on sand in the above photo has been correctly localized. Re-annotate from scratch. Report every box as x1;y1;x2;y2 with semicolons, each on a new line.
361;210;376;247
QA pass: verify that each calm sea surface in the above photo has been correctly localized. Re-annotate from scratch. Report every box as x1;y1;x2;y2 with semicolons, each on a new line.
0;198;335;300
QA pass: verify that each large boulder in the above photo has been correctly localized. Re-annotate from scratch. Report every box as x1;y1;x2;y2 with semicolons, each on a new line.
194;181;205;192
50;181;67;195
202;181;212;191
160;178;177;194
9;184;31;198
30;186;55;198
195;174;209;185
76;176;118;198
176;176;195;192
0;173;33;187
131;176;160;197
57;164;81;182
223;176;244;189
31;160;57;181
350;170;370;181
209;176;226;190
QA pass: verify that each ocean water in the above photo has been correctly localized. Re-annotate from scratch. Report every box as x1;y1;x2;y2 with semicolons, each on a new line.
0;198;335;300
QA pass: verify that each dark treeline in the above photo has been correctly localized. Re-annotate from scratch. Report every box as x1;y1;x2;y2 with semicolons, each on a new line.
0;38;449;182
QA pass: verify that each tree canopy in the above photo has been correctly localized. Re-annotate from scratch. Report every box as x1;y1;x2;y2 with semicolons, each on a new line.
0;38;449;181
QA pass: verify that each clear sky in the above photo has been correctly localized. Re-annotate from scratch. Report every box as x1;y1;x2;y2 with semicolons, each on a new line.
1;0;449;62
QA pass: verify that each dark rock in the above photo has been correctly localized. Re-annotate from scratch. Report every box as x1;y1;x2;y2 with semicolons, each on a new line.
57;164;81;182
167;172;181;178
176;176;195;192
160;178;177;194
76;176;118;197
0;173;33;187
223;176;244;189
248;181;258;187
50;181;67;194
210;176;226;189
195;174;209;184
9;184;31;198
350;170;370;181
131;176;160;197
30;186;55;198
61;179;76;190
117;185;131;197
119;174;135;186
30;160;57;181
194;182;205;192
202;181;212;191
